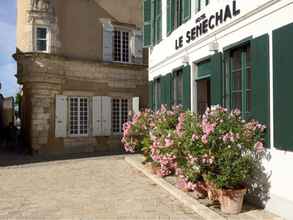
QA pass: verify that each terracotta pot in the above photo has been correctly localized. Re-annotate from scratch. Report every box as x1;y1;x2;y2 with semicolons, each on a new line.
194;181;208;199
219;188;247;214
205;181;219;202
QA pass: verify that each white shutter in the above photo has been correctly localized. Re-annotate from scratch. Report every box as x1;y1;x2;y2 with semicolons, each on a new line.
55;95;67;138
92;96;102;136
132;97;140;115
102;23;113;62
132;31;143;59
101;96;112;136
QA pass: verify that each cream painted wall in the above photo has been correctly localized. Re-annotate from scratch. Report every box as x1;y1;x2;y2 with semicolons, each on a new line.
16;0;145;62
149;0;293;219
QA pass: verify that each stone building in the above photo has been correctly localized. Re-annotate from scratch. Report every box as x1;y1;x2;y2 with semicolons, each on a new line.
14;0;148;155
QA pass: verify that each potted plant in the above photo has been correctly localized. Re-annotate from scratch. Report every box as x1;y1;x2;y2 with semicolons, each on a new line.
172;111;210;198
200;106;266;214
149;105;183;177
122;109;154;159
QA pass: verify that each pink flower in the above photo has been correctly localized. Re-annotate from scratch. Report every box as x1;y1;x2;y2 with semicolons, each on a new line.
192;134;199;141
255;141;265;153
201;135;208;144
202;119;216;135
164;138;174;147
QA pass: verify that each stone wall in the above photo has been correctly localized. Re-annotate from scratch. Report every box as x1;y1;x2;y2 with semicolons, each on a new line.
16;53;148;154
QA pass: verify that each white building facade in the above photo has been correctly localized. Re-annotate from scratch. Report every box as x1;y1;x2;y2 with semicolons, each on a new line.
144;0;293;219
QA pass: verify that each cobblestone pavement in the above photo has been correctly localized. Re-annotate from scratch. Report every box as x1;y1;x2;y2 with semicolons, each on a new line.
0;156;203;220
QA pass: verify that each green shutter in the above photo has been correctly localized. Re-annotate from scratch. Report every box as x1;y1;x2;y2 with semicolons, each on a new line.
143;0;152;47
155;0;162;43
151;0;156;45
167;0;173;35
148;81;154;109
171;72;175;107
210;52;223;106
165;73;172;108
160;75;166;107
182;65;191;110
197;59;211;78
251;34;270;147
182;0;191;22
273;23;293;151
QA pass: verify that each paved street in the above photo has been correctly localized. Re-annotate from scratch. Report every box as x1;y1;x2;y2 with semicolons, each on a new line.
0;156;202;220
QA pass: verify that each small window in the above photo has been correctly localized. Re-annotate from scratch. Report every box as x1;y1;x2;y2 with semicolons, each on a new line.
113;30;130;63
36;27;48;52
69;97;89;136
112;98;129;133
173;70;183;106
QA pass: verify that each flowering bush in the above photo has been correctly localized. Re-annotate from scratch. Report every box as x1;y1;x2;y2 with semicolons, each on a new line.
173;112;207;183
122;109;154;158
150;105;183;177
122;105;266;192
201;106;266;190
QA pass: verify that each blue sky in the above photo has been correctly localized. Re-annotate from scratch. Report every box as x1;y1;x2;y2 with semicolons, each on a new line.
0;0;17;97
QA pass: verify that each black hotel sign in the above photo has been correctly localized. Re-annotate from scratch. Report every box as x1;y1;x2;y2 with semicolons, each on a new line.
175;0;241;50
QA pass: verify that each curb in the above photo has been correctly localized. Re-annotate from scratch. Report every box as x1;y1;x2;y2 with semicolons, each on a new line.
125;155;225;220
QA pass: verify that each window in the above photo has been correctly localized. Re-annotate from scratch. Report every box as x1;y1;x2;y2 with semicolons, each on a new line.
167;0;190;35
154;78;161;110
35;27;48;52
113;30;130;63
174;0;182;29
112;98;129;133
173;70;183;106
225;44;251;118
69;97;89;136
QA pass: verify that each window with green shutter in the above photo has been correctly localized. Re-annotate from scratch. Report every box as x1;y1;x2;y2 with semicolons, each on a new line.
154;77;161;110
143;0;152;47
172;69;184;106
148;81;154;109
158;74;172;109
167;0;174;35
155;0;162;44
182;0;191;22
165;73;172;108
168;0;190;35
211;52;223;106
251;34;270;147
273;23;293;151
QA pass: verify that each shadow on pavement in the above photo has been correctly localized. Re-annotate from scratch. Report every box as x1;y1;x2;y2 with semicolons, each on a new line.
0;149;127;167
